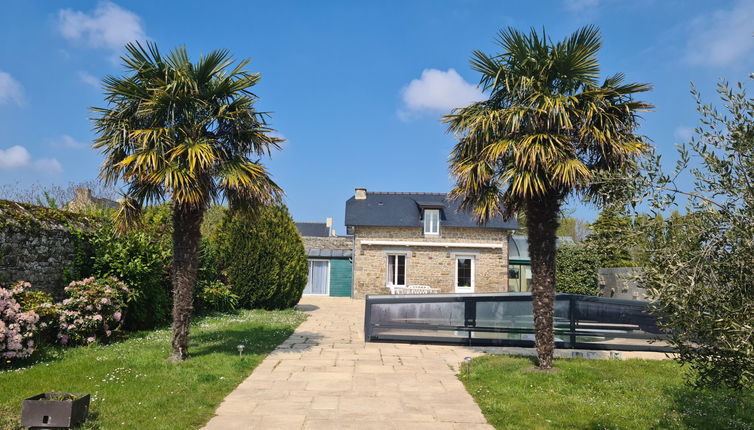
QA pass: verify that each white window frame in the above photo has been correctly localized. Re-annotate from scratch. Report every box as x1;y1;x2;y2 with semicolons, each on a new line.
303;259;330;296
423;209;440;236
386;253;407;287
454;254;475;293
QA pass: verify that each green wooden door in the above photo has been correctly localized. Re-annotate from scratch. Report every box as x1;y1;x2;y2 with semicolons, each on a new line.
329;258;353;297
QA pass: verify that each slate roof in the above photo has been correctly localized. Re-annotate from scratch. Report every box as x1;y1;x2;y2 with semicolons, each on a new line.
295;222;330;237
345;192;519;230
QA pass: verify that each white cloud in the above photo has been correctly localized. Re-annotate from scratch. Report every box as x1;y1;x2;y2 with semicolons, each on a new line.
0;145;62;174
78;71;100;88
674;126;694;142
564;0;600;12
33;158;64;174
0;71;25;106
51;135;88;149
684;0;754;67
399;68;485;120
57;2;146;56
0;146;31;169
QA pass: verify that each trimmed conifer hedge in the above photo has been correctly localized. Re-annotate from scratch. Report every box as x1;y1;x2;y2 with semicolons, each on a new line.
215;205;307;309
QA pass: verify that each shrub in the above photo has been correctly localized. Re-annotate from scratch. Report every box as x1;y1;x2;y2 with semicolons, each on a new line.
15;289;58;344
556;244;600;295
215;206;307;309
90;223;172;330
197;238;222;287
57;277;133;345
0;282;39;360
65;205;173;330
194;238;237;314
200;205;226;243
195;281;239;314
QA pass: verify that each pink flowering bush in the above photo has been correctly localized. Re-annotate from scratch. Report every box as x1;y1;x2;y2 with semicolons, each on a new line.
57;277;133;345
0;282;39;359
15;287;59;344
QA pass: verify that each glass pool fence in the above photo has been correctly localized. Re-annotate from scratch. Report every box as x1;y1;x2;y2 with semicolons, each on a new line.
364;292;671;352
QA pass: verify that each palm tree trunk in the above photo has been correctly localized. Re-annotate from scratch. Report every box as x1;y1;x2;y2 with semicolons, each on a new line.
526;195;560;369
170;203;204;361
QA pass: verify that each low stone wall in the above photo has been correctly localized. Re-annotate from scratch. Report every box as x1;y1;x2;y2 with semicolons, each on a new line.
598;267;646;300
0;200;98;298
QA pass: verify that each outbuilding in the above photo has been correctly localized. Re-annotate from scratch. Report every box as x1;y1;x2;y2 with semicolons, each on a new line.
296;219;353;297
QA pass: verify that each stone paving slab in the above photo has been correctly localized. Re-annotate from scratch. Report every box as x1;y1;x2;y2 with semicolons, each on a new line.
202;297;494;429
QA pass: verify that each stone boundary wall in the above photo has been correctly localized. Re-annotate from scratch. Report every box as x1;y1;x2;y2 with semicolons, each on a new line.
598;267;646;300
0;200;98;298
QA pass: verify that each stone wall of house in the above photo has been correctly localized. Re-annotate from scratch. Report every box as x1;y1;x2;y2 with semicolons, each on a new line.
302;235;353;251
352;225;510;298
0;200;97;298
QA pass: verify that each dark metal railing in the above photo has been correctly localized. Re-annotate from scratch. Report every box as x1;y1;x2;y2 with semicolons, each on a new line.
364;292;671;352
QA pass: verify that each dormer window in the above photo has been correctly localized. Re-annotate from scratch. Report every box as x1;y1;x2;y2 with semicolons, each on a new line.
423;209;440;235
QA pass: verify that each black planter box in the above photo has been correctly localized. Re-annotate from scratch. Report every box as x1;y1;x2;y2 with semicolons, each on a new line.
21;393;90;429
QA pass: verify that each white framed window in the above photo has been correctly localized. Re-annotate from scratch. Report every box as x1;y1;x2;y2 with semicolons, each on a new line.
386;254;406;286
423;209;440;235
455;255;475;293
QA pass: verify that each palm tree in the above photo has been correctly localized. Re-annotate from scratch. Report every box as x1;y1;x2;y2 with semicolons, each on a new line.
444;26;652;369
92;42;283;361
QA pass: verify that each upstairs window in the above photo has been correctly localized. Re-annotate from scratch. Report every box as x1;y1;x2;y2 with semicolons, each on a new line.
423;209;440;235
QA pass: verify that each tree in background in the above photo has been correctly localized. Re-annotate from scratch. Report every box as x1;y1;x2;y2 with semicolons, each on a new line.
445;26;652;369
584;205;637;267
214;205;307;309
93;42;283;361
628;79;754;389
515;212;590;242
556;214;591;242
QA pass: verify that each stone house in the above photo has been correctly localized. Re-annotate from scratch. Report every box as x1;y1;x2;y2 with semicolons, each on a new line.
345;188;518;298
295;219;353;297
66;188;118;212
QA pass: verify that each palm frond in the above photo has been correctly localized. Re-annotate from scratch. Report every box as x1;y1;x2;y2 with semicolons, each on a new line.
447;25;653;216
91;42;282;230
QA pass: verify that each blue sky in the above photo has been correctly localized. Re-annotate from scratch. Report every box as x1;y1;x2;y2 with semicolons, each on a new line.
1;0;753;234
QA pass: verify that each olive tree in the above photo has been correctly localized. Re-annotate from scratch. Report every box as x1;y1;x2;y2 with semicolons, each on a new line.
628;79;754;389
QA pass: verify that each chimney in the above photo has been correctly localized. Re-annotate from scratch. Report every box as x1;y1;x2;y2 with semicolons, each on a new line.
355;187;367;200
326;217;335;236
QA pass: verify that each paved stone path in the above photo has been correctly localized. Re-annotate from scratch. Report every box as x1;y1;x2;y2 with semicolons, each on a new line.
202;297;493;429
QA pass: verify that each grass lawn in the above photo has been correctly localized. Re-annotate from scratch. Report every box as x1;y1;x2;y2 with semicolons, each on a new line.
0;309;305;430
461;355;754;430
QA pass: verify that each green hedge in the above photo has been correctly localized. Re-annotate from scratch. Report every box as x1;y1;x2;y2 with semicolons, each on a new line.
555;244;600;296
64;205;173;330
215;206;307;309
